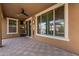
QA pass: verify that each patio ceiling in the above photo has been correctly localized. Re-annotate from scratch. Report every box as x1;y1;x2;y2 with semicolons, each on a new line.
2;3;55;20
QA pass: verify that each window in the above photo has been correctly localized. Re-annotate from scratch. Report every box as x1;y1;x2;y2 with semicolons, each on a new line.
47;10;53;35
55;6;65;37
36;4;69;41
41;13;47;35
37;13;47;35
7;18;18;34
37;11;53;35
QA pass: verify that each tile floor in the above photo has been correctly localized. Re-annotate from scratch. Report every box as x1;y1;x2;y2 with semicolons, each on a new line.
0;37;77;56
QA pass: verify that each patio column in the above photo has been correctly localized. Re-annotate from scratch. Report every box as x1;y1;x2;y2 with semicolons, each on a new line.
0;4;3;47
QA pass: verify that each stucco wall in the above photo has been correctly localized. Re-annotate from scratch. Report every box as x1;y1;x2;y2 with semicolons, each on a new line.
31;4;79;54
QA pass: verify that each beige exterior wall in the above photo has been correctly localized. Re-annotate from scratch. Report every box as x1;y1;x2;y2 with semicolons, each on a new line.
30;4;79;54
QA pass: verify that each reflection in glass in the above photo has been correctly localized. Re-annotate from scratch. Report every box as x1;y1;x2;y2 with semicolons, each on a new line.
37;14;47;35
55;6;65;37
41;13;47;35
47;10;53;35
37;16;41;34
37;5;65;37
9;20;16;32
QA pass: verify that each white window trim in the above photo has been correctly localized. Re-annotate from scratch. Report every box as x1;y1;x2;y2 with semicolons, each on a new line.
35;3;69;41
7;18;18;34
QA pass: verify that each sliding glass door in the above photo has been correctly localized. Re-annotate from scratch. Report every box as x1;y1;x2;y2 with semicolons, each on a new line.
25;20;31;37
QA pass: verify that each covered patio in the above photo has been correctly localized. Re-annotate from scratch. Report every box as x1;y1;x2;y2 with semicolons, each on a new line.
0;3;79;56
0;37;77;56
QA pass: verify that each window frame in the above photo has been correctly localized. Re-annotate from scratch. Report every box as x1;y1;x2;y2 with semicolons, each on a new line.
35;4;69;41
7;18;18;34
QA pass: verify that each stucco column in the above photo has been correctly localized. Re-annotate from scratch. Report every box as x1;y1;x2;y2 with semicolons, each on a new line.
0;16;2;47
0;4;3;47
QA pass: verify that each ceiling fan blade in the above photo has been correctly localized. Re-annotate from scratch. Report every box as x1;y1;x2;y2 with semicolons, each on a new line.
17;8;29;17
20;8;29;16
23;12;29;16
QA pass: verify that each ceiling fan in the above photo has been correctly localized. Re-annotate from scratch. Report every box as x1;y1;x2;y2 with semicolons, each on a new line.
17;8;29;17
